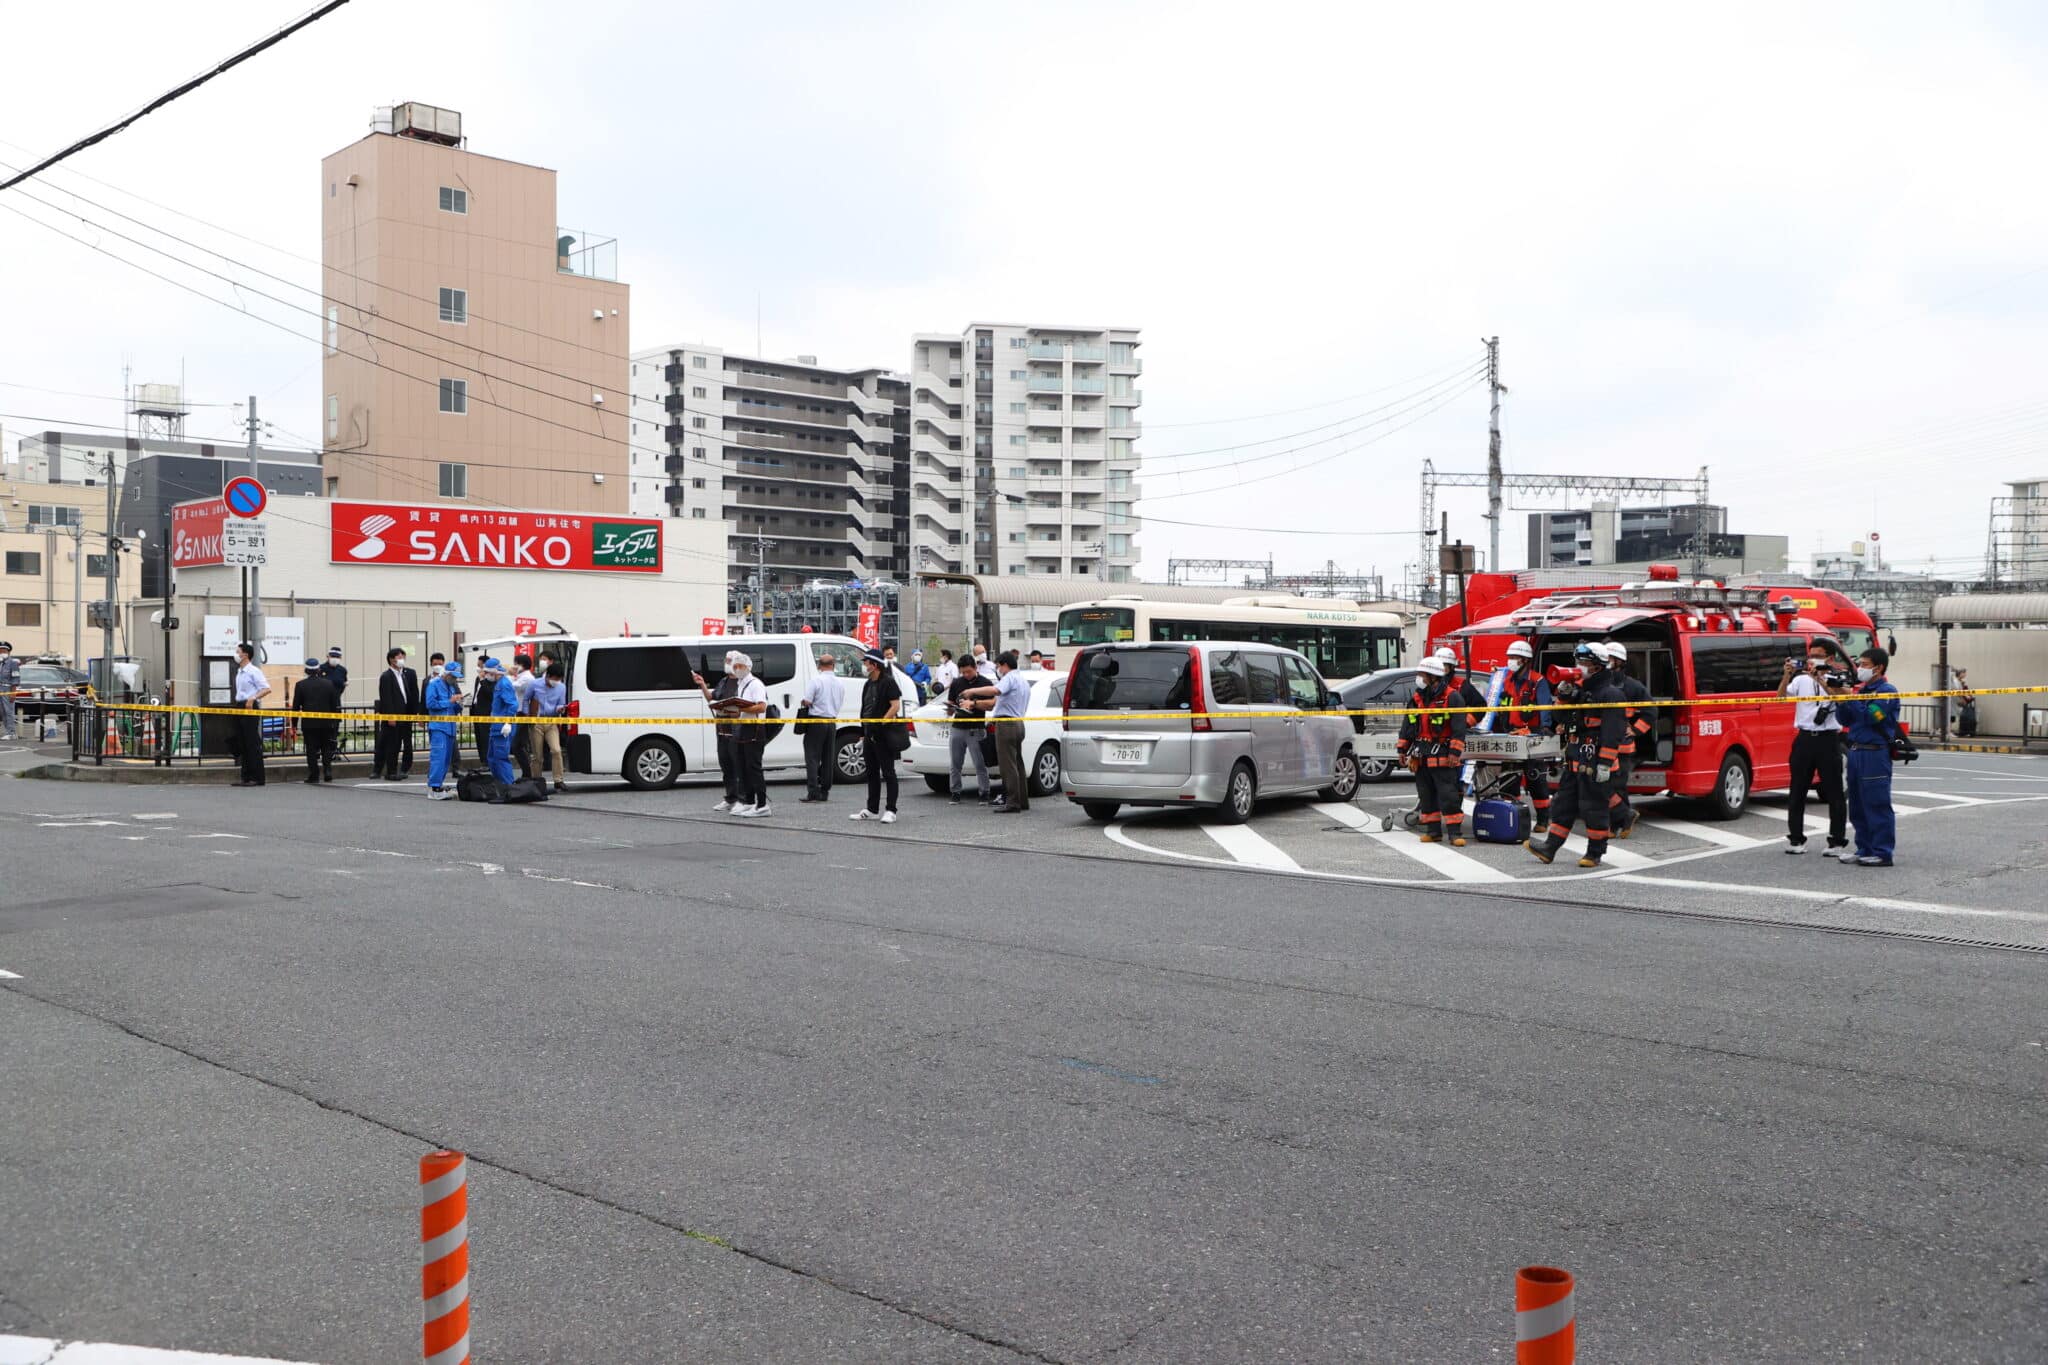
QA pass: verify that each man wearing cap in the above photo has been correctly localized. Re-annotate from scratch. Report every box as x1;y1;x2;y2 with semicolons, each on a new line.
799;650;846;803
424;658;466;800
1498;640;1554;835
1603;641;1654;837
292;657;343;784
230;641;271;788
1528;642;1627;867
1397;656;1468;844
483;658;520;786
318;647;349;698
0;640;20;741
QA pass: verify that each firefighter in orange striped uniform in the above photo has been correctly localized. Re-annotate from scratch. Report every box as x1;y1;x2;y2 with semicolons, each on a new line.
1603;640;1654;837
1397;656;1469;845
1499;639;1554;838
1529;642;1627;867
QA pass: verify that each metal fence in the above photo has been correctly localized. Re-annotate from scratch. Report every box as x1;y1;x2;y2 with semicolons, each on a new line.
71;702;390;767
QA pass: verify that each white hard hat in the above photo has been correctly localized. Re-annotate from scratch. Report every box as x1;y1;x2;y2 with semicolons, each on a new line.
1605;641;1628;660
1506;640;1534;660
1433;646;1458;661
1417;657;1447;678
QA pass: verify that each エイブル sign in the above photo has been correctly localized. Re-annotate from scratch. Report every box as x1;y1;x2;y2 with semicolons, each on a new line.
329;501;663;574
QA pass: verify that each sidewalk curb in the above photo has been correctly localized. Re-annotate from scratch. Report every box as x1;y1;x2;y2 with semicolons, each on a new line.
14;761;380;785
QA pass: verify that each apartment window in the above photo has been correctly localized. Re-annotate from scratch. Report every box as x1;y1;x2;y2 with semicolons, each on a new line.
1009;370;1027;381
692;386;707;399
692;356;708;369
1008;435;1026;446
1109;438;1134;459
438;185;467;214
1009;336;1027;348
5;603;39;627
1108;470;1132;493
1008;466;1028;478
438;378;468;414
1108;409;1131;428
437;287;467;324
438;463;467;498
1110;342;1136;364
692;507;708;518
1008;565;1024;574
87;554;112;579
692;416;706;429
325;306;339;354
327;395;340;439
26;505;81;527
1008;402;1026;414
1107;502;1132;525
694;446;707;458
5;551;42;575
691;478;707;489
1106;533;1131;556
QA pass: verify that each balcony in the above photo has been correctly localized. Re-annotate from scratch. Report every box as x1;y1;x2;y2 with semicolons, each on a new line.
1026;375;1064;393
1107;388;1142;405
1026;407;1066;427
664;485;686;507
556;228;617;281
735;403;850;430
730;368;851;400
664;453;689;475
1108;354;1142;374
1067;406;1105;428
732;429;863;461
1071;376;1106;394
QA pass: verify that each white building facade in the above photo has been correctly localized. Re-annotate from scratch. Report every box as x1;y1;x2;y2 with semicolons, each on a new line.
908;323;1141;646
629;345;910;590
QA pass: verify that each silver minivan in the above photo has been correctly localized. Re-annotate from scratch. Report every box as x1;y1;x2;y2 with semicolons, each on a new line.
1062;641;1361;823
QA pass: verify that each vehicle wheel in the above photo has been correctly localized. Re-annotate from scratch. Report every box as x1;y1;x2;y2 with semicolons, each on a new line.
1081;800;1122;823
835;730;867;782
922;773;949;795
1029;742;1062;797
1317;749;1360;802
1213;762;1256;824
1357;754;1394;783
1705;750;1751;820
623;737;681;790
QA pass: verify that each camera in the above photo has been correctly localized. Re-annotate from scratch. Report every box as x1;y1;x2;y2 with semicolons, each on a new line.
1819;668;1851;689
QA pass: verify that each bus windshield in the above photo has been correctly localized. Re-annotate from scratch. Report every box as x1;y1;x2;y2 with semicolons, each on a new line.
1058;607;1137;647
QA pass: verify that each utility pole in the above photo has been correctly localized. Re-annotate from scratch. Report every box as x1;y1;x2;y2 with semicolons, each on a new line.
1483;336;1503;574
101;450;118;689
244;396;263;651
70;521;84;668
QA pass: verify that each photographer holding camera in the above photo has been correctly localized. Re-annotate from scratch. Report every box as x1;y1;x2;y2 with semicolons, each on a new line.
1825;645;1903;867
1779;643;1848;856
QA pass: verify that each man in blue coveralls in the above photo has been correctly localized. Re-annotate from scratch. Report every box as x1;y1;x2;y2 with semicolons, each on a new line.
1828;645;1901;867
425;658;465;800
483;657;520;785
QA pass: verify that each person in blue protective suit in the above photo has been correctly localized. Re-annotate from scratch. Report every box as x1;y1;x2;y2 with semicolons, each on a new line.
1827;645;1902;867
483;657;520;785
425;658;466;800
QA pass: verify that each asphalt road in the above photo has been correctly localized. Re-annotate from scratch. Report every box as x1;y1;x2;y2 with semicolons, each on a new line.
2;760;2045;1362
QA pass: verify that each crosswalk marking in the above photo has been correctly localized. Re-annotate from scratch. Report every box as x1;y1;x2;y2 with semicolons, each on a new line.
1315;803;1515;882
1636;815;1762;849
1200;823;1303;871
1552;832;1656;869
0;1336;316;1364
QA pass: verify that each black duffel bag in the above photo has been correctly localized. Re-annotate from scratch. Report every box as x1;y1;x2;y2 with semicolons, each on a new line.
456;768;509;803
502;775;551;803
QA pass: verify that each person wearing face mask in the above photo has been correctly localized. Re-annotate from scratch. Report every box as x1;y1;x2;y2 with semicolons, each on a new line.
1528;642;1626;867
374;647;421;781
1602;641;1654;838
1827;646;1902;867
1497;640;1553;836
1779;642;1848;856
505;654;538;781
424;658;465;800
1397;656;1468;844
903;648;932;704
970;642;995;678
721;651;771;817
694;650;745;813
483;658;520;786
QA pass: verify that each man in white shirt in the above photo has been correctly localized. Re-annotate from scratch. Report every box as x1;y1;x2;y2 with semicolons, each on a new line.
725;652;772;817
1779;643;1848;855
800;652;847;803
231;641;272;787
931;649;959;692
970;642;995;678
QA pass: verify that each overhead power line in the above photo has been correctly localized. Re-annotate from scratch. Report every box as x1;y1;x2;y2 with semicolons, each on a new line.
0;2;350;194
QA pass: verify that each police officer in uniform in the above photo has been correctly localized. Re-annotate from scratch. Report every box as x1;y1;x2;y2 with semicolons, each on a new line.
1829;646;1902;867
292;657;342;783
1497;640;1553;837
1396;656;1468;845
1603;641;1654;838
1529;642;1626;867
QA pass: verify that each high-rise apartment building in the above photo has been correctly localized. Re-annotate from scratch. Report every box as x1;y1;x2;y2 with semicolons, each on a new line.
629;345;910;588
320;103;630;511
908;324;1142;634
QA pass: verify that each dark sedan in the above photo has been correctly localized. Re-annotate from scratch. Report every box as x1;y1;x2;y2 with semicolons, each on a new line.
1336;666;1421;782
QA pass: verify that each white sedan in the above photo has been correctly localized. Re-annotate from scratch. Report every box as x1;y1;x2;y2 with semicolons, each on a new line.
905;672;1067;799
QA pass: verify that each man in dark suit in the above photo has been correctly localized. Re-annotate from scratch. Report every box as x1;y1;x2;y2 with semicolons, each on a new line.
373;646;422;780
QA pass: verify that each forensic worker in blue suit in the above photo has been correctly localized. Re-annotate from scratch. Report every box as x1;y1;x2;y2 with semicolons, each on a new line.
483;657;520;785
425;658;465;800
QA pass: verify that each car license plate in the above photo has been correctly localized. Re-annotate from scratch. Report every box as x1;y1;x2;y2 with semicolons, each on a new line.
1106;742;1148;764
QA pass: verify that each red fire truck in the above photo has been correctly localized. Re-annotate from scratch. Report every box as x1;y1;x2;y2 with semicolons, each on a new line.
1451;576;1846;819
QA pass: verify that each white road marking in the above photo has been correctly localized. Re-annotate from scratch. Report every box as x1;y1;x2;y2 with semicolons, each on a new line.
38;820;129;829
459;861;504;875
520;868;611;889
1315;803;1515;882
1199;823;1302;871
1636;816;1762;849
1552;832;1656;869
341;846;416;858
186;832;247;840
132;812;180;820
1910;764;2048;779
0;1335;317;1364
1602;874;2048;921
0;968;21;980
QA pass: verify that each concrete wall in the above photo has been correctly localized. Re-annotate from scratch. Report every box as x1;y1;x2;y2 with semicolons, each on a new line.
1892;626;2048;736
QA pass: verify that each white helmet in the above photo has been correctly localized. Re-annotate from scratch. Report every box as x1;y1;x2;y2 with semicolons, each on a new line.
1605;641;1628;660
1506;640;1534;661
1417;657;1447;678
1433;646;1458;662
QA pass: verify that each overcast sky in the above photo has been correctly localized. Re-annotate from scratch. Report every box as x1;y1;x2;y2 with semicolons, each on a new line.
4;0;2046;584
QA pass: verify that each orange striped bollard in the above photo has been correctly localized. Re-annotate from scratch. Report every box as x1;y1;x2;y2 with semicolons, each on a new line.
419;1150;471;1365
1515;1264;1574;1363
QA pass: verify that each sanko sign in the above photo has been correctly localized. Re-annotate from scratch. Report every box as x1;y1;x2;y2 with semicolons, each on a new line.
170;496;228;568
328;500;663;574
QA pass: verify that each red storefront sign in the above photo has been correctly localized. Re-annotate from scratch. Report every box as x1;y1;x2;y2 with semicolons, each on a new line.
701;617;727;635
329;501;663;573
855;603;882;648
171;497;228;568
513;617;538;637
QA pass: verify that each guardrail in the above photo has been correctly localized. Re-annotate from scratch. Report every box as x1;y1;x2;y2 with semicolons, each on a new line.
70;700;389;767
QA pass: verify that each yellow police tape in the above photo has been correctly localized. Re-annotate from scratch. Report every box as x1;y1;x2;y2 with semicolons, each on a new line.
77;684;2048;727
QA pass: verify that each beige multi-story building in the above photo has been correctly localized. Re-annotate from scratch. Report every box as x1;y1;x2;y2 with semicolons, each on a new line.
1;470;143;664
320;103;630;512
629;344;910;588
909;323;1142;643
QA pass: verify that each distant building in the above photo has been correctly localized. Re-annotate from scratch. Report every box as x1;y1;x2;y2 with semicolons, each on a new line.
1;466;144;665
12;428;313;489
116;452;327;598
320;102;630;512
629;345;910;590
1527;501;1787;574
1988;477;2048;585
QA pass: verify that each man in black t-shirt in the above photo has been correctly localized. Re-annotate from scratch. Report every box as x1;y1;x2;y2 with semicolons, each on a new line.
943;656;992;803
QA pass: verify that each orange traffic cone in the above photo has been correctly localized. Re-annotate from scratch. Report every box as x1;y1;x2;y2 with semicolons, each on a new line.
103;713;123;756
1516;1265;1574;1363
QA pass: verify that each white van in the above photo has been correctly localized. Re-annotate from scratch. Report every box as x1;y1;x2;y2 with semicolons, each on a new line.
464;634;875;790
